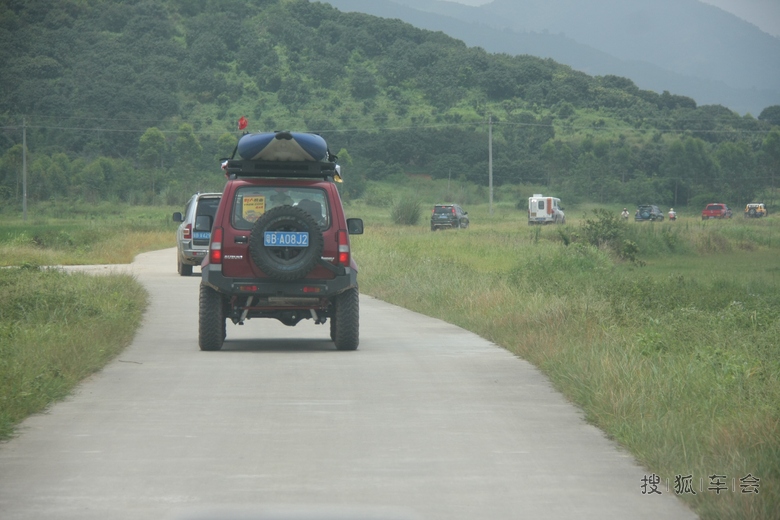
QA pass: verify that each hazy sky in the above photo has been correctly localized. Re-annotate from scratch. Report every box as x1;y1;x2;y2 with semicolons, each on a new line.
446;0;780;37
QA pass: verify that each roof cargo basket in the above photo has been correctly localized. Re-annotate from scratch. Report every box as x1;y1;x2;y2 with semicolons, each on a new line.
223;159;338;180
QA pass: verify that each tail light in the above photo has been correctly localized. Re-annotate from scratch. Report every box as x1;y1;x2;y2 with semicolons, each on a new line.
210;227;223;264
183;223;192;239
336;230;350;266
451;207;455;214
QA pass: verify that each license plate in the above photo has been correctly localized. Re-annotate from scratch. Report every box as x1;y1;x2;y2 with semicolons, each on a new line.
193;231;210;240
264;231;309;247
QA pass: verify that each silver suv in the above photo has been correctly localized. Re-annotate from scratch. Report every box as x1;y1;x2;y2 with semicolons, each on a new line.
172;193;222;276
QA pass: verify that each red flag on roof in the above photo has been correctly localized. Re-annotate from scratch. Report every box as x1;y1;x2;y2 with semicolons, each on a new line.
238;116;248;130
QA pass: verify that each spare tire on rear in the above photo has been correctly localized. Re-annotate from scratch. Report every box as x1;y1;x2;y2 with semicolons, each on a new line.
249;205;324;281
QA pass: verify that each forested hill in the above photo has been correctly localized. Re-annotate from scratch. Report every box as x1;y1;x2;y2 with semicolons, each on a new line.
0;0;779;209
329;0;780;115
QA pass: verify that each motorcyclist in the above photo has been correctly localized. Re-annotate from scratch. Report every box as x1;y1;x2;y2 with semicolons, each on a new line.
668;208;677;220
621;208;629;221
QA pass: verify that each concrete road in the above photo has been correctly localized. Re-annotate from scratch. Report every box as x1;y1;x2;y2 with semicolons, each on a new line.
0;248;697;520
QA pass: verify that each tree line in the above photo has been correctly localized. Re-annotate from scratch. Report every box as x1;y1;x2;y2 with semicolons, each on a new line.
1;0;778;209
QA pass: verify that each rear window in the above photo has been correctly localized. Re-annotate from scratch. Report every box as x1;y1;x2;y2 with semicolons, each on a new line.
706;204;723;211
231;186;329;230
196;197;220;218
434;206;454;214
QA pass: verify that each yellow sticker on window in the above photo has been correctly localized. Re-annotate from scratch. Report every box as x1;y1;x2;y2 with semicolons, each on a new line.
242;195;265;223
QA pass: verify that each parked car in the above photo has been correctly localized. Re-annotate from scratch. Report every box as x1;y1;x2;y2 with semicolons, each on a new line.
199;154;364;351
527;194;565;224
173;192;222;276
744;203;767;218
634;205;664;222
431;204;469;231
702;203;732;220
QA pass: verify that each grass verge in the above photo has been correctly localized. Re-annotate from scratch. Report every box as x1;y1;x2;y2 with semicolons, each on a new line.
0;203;172;438
0;266;148;440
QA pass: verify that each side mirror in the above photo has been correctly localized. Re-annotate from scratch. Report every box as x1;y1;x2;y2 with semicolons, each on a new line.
172;212;183;222
347;218;364;235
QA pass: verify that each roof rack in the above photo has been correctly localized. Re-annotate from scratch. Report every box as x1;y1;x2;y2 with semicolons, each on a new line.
222;159;338;180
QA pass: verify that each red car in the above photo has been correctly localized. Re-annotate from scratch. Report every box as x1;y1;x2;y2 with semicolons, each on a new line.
200;154;364;352
702;203;732;220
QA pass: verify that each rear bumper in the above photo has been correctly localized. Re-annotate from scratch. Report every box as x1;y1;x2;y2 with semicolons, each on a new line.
431;220;458;228
178;242;209;265
201;263;358;301
180;249;208;265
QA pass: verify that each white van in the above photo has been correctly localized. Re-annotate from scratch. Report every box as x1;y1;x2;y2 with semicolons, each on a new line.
528;194;565;224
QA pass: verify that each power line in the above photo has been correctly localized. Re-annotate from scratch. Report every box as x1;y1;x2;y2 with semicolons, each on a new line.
0;118;776;138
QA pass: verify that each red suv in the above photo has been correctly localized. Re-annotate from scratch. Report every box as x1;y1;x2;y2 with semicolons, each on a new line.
199;158;363;351
702;203;732;220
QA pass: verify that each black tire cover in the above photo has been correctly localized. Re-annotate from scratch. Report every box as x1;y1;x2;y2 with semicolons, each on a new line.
640;210;651;219
249;205;324;281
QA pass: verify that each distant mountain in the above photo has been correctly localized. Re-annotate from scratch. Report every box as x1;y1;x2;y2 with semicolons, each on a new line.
325;0;780;114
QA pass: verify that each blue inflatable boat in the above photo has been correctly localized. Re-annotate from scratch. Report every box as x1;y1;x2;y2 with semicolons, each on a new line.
237;131;329;162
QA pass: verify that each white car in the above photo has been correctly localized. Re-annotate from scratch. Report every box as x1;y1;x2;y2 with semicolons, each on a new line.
528;194;565;224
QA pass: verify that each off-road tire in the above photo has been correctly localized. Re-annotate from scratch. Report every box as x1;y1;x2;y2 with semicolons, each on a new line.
199;284;225;351
178;258;193;277
332;287;359;351
749;208;757;217
249;205;324;281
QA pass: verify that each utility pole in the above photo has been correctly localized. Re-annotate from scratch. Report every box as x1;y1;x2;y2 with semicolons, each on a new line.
22;117;27;222
488;116;493;216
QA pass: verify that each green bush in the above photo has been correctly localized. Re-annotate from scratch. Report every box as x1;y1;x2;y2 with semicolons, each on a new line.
391;198;422;226
582;208;625;248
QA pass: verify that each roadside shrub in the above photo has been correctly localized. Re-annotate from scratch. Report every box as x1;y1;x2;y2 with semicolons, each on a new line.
619;240;642;264
582;208;625;248
391;198;422;226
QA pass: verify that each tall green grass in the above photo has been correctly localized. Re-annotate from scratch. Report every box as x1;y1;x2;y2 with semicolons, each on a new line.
352;214;780;520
